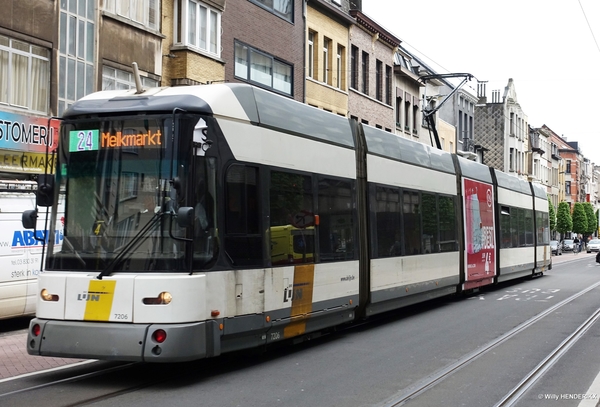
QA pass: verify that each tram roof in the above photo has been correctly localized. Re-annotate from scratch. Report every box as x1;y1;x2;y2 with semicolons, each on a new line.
62;83;356;148
494;169;532;196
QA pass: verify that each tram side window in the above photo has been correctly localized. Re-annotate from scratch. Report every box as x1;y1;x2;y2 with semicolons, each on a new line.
374;186;401;257
318;177;355;262
509;207;519;247
224;165;262;266
269;171;314;265
422;193;438;253
536;211;550;244
438;195;458;252
403;190;422;255
500;206;512;249
524;209;534;246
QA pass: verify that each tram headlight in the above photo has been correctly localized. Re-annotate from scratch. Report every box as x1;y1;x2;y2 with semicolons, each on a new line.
40;289;59;302
159;292;172;304
143;291;172;305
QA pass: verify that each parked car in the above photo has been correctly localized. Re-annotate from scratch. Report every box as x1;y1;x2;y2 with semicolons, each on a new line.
550;240;562;255
587;239;600;253
562;239;574;252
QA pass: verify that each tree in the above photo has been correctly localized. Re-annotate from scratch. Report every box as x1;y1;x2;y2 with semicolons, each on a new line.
556;202;572;238
572;202;588;237
548;197;556;232
583;202;596;237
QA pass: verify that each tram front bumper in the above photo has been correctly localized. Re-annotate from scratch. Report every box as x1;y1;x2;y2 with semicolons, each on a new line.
27;318;221;362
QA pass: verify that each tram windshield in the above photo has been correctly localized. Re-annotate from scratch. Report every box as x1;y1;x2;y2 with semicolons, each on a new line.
46;114;217;272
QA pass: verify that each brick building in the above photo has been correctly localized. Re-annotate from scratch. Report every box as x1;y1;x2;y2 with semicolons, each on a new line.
347;8;399;131
221;0;305;101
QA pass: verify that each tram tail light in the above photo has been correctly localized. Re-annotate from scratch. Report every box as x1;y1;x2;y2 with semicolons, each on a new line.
152;329;167;343
40;289;59;302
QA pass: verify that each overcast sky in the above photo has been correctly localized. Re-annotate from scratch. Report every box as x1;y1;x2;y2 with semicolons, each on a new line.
362;0;600;164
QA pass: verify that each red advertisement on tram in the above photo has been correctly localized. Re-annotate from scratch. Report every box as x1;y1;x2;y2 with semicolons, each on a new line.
462;178;496;290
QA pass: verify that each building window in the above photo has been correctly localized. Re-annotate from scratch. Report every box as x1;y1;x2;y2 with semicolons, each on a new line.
336;44;344;89
234;41;293;96
566;181;571;195
250;0;293;22
509;148;514;171
0;35;50;113
350;46;358;89
173;0;221;56
385;65;392;105
103;0;159;30
323;37;331;85
361;51;369;94
510;112;514;135
375;59;382;101
404;99;410;131
413;105;419;134
307;31;316;79
566;160;571;174
58;0;96;116
102;66;159;91
395;96;402;126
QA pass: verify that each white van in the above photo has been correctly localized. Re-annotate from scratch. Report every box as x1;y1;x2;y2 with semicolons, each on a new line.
0;181;63;320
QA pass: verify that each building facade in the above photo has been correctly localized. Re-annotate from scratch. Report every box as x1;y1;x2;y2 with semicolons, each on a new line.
305;0;354;116
474;79;529;179
347;8;399;131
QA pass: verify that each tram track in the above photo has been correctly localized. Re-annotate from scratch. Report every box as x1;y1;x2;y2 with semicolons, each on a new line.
381;279;600;407
0;362;139;400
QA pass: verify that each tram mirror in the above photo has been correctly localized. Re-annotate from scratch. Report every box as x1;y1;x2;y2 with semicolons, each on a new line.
36;174;55;207
176;206;194;228
22;210;38;229
172;176;181;191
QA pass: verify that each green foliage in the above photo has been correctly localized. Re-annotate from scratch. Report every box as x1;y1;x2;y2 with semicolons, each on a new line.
583;202;596;235
556;202;572;236
572;202;588;235
547;197;556;231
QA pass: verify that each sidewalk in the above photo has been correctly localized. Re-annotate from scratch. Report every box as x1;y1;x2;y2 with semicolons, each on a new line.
0;330;86;381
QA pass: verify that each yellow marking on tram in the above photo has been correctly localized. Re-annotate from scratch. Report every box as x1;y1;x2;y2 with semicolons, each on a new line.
83;280;116;321
283;264;315;338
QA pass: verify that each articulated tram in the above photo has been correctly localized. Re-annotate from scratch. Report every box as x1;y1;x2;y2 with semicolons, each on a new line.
24;83;551;362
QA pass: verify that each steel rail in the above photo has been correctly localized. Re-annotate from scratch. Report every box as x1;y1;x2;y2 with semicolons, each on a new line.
495;306;600;406
381;280;600;407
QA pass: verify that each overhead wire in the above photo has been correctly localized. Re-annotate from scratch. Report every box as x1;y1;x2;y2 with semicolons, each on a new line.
578;0;600;55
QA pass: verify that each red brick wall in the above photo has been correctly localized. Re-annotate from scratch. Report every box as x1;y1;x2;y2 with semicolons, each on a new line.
221;0;305;101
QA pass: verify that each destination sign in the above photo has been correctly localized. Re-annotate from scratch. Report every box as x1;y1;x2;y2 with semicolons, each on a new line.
69;129;163;152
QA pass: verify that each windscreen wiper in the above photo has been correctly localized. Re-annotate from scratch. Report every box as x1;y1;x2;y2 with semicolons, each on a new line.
95;210;167;280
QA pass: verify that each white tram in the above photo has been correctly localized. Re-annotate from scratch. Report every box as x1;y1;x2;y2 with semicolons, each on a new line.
24;83;551;362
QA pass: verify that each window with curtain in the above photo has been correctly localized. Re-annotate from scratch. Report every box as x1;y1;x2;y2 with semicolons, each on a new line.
103;0;160;30
173;0;221;57
0;35;50;113
102;66;159;91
